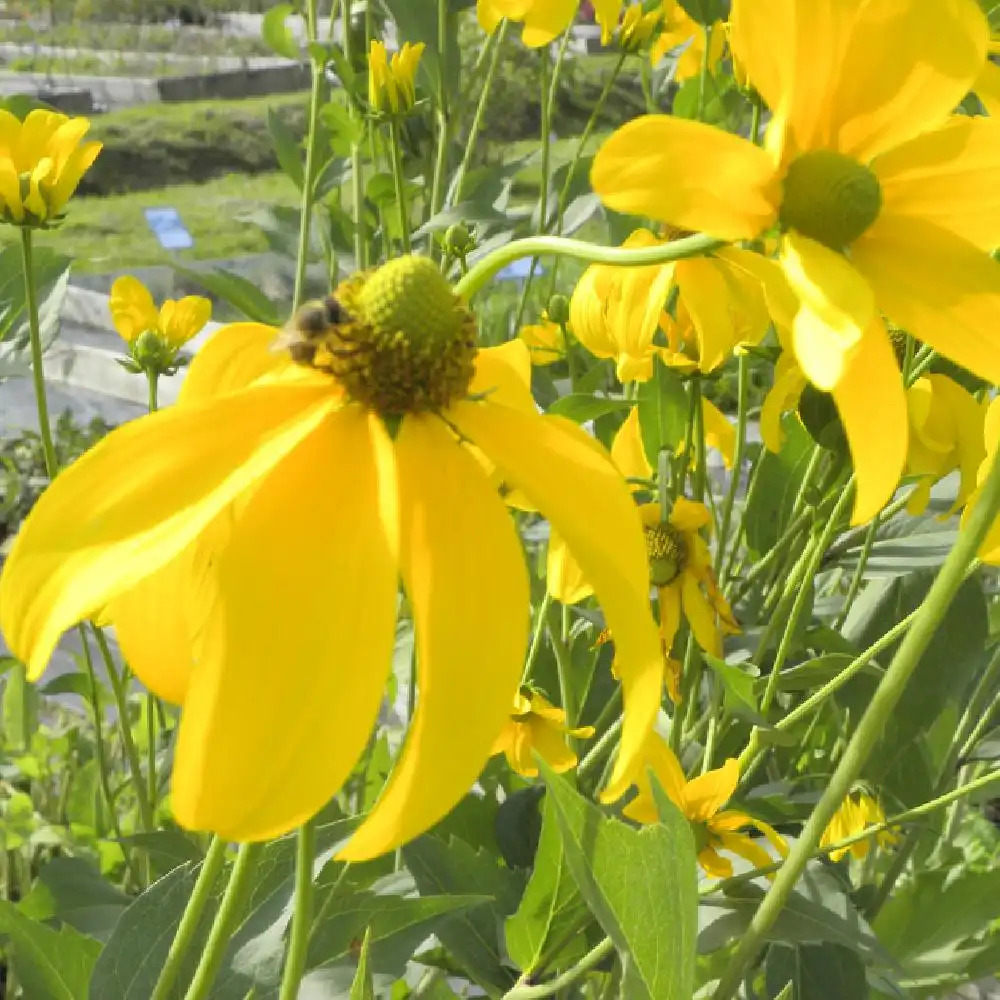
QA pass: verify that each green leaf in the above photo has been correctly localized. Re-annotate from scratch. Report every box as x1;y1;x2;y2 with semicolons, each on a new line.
261;3;301;60
268;107;304;189
19;856;129;943
403;836;522;996
172;265;283;327
764;943;869;1000
505;792;589;975
540;762;698;1000
382;0;461;100
117;831;205;878
348;927;374;1000
3;661;38;752
676;0;728;25
637;359;688;468
0;901;101;1000
41;671;94;699
548;395;633;423
702;654;762;722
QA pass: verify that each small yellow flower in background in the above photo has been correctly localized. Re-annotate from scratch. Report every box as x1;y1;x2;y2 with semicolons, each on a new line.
593;0;1000;525
650;1;725;81
492;690;595;777
0;255;664;860
964;398;1000;563
904;374;986;516
617;2;661;53
368;40;425;115
820;791;900;862
0;108;101;226
519;315;566;365
622;733;787;878
110;276;211;350
478;0;622;47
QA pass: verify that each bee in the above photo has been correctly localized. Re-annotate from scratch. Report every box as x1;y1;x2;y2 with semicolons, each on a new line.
274;294;351;366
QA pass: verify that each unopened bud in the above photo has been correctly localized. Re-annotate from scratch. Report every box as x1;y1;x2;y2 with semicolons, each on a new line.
546;294;570;326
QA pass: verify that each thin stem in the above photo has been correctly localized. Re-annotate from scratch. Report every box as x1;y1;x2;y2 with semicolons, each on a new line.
696;23;713;122
710;440;1000;1000
715;352;749;575
576;713;623;783
150;838;228;1000
293;0;323;310
183;843;263;1000
20;227;57;478
503;937;615;999
523;591;554;683
833;514;880;630
689;378;707;500
548;608;577;733
726;511;811;603
278;821;316;1000
146;373;159;413
457;233;725;299
388;120;411;253
342;0;367;269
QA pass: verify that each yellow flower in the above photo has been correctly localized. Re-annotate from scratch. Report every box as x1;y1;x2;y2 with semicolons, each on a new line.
964;398;1000;562
491;690;595;776
974;39;1000;114
820;791;899;862
593;0;999;525
618;2;661;53
0;256;664;859
110;276;211;350
368;40;425;114
650;2;725;81
904;374;986;516
0;108;101;226
519;316;565;365
478;0;622;47
622;733;787;878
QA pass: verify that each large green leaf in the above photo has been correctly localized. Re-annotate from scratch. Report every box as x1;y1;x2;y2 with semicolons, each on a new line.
505;791;589;975
548;395;634;424
0;901;102;1000
637;359;688;468
764;942;869;1000
540;762;698;1000
403;836;522;997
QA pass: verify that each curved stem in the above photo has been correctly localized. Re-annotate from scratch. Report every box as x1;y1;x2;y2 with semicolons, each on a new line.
183;843;263;1000
150;838;228;1000
710;441;1000;1000
278;820;316;1000
503;937;614;999
455;233;725;300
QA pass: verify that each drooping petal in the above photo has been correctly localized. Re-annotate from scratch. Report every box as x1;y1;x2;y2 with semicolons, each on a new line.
520;0;579;46
659;583;682;651
670;496;711;533
172;407;398;841
547;530;594;604
451;402;663;802
680;573;722;656
781;233;874;392
611;407;652;484
853;214;1000;387
832;0;987;161
591;116;779;240
0;384;337;679
470;339;536;413
682;757;738;822
342;414;529;860
179;322;289;403
761;354;807;452
160;295;212;349
702;397;735;469
109;276;158;344
873;116;1000;251
47;140;101;215
715;831;774;873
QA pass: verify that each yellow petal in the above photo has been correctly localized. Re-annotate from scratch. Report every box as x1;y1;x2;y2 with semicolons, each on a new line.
853;213;1000;387
611;407;652;484
527;715;580;774
179;322;287;403
520;0;578;46
591;116;779;240
670;496;711;533
47;139;101;215
477;0;505;34
342;414;528;859
110;276;159;344
0;384;336;679
0;158;23;221
659;582;682;652
874;116;1000;251
975;58;1000;115
451;402;662;803
830;319;908;525
715;830;774;873
682;757;738;822
470;339;536;413
781;234;874;392
173;407;398;841
702;397;735;469
547;530;594;604
160;296;211;349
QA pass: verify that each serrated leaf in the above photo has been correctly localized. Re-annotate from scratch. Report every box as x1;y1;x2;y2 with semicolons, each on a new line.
540;762;698;1000
548;395;633;423
505;792;589;974
0;901;102;1000
262;3;300;60
268;107;304;189
172;265;283;327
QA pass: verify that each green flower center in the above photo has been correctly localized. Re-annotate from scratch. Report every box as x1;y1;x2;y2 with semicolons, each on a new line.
290;255;478;418
779;150;882;251
645;521;687;587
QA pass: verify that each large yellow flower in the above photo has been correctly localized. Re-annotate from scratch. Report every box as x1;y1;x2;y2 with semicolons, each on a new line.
593;0;1000;524
0;108;101;226
110;275;211;350
368;40;425;115
0;256;663;860
478;0;621;46
622;733;787;877
820;791;899;862
491;690;595;776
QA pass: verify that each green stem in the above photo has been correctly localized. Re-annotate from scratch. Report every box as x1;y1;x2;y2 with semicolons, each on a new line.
548;606;577;732
182;843;263;1000
710;439;1000;1000
523;591;554;683
689;377;707;500
293;0;323;310
19;227;57;478
342;0;366;269
833;514;880;630
278;821;316;1000
715;352;749;575
503;937;614;999
726;510;810;603
427;0;452;248
150;838;228;1000
388;120;412;253
576;711;623;783
696;23;713;122
456;233;725;300
91;626;155;834
147;373;159;413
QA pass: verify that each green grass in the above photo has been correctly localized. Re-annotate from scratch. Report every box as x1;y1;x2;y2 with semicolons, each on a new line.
1;171;300;274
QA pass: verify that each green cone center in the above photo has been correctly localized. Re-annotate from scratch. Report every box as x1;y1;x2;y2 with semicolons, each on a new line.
645;522;687;587
779;150;882;251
